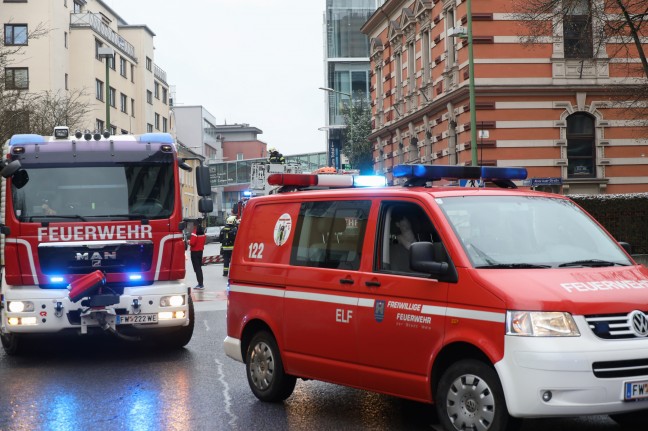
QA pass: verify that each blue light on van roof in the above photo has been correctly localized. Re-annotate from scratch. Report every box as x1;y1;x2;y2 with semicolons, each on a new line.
138;133;174;144
393;164;527;181
9;134;46;146
353;175;387;187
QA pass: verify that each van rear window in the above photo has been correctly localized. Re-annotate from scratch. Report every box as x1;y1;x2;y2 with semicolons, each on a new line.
290;200;371;270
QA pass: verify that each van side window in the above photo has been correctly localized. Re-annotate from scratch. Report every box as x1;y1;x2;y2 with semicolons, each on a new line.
376;201;446;275
290;200;371;270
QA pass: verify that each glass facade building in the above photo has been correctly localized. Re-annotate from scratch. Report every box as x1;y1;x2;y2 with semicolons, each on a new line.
323;0;383;169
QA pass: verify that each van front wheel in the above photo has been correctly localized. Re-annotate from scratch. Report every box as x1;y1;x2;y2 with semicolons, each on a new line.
436;359;519;431
246;331;296;402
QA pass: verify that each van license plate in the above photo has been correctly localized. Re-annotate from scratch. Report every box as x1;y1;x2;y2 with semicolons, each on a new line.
624;380;648;401
117;314;158;325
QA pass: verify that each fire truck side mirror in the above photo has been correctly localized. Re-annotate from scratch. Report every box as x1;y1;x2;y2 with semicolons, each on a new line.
11;169;29;189
0;160;21;178
198;197;213;214
0;224;10;236
196;166;211;197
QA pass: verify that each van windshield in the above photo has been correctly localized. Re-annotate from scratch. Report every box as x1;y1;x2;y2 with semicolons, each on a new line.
12;164;175;221
437;195;631;268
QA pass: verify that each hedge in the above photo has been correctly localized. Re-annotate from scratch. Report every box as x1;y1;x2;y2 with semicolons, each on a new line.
570;193;648;255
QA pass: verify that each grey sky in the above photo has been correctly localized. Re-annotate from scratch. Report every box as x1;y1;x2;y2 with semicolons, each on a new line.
106;0;327;156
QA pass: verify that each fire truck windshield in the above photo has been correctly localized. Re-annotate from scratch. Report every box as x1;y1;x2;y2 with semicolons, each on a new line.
12;163;175;221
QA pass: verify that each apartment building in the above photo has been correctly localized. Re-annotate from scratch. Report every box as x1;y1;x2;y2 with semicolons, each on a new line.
2;0;170;136
362;0;648;194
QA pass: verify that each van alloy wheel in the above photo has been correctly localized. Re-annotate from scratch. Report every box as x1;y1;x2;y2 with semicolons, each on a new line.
249;340;274;391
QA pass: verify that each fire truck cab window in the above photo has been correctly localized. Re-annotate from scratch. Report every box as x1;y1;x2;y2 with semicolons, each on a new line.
12;164;174;221
290;200;370;270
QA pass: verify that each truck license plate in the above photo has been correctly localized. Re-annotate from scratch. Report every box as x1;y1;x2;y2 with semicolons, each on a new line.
117;314;158;325
624;380;648;401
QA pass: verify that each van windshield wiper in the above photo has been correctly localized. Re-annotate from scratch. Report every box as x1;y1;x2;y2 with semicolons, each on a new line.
558;259;630;268
476;263;551;269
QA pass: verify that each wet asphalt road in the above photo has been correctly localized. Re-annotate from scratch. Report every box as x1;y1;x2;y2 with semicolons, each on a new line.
0;243;630;430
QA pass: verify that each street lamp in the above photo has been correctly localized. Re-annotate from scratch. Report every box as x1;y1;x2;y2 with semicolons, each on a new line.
97;47;114;132
448;3;477;166
319;87;353;170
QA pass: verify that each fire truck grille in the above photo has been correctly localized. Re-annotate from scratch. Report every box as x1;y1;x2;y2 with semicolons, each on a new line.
39;242;154;275
585;312;648;340
592;358;648;378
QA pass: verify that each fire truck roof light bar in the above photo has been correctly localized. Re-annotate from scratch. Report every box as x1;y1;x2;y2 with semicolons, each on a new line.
9;134;46;146
139;133;174;144
267;173;387;188
392;164;528;181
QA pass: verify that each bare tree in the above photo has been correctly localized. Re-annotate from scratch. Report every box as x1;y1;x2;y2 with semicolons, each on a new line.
1;22;90;145
512;0;648;113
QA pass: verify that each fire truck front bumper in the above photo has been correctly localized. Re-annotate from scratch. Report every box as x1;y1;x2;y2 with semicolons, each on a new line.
1;282;191;335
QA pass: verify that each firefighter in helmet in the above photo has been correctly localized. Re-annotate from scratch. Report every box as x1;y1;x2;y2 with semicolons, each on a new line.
219;215;238;276
268;147;285;164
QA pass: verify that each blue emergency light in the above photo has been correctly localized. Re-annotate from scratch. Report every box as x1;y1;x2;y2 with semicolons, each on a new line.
9;134;46;146
138;133;174;144
393;164;527;181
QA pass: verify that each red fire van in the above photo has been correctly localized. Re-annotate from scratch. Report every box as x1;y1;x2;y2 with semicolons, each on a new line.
224;165;648;430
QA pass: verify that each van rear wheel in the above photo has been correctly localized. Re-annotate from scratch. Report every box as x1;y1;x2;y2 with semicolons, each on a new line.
436;359;519;431
245;330;296;402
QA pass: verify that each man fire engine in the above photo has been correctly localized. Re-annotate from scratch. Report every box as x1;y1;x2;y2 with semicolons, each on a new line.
0;127;213;355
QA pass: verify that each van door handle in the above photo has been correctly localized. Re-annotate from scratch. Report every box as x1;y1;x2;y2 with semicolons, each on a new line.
339;278;354;285
365;280;381;287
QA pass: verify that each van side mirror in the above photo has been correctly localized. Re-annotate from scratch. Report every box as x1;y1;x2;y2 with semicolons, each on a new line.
196;166;211;197
410;242;449;274
1;160;21;178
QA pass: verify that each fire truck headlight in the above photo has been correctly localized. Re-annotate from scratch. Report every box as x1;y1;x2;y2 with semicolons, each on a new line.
8;301;34;313
160;295;184;307
506;311;580;337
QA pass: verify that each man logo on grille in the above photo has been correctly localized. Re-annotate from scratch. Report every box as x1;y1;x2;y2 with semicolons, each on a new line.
629;310;648;337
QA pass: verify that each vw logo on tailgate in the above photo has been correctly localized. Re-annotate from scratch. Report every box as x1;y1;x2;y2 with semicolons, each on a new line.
629;310;648;337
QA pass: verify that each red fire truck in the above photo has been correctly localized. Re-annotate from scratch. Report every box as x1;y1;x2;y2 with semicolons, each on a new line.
0;127;213;354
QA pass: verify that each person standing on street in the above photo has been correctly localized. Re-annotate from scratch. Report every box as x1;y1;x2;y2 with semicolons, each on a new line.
189;225;207;289
219;216;238;276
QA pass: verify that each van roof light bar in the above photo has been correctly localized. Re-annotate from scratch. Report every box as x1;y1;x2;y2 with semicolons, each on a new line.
393;164;527;188
267;173;387;191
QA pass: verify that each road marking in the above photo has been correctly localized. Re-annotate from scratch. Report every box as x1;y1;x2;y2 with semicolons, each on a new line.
215;357;238;427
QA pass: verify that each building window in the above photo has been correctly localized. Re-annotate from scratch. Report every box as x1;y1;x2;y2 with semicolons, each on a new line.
95;39;103;60
146;57;152;71
95;79;104;100
120;56;127;78
567;112;596;178
162;117;167;132
395;52;403;100
445;7;457;67
422;30;431;84
73;1;82;13
5;67;29;89
162;88;168;104
110;125;117;135
64;31;68;48
146;90;152;104
237;153;244;161
109;87;116;107
155;113;160;130
4;24;28;46
96;119;104;132
120;93;127;113
154;82;160;99
109;55;115;70
564;0;593;59
65;73;68;90
131;99;135;117
147;123;153;133
130;64;135;82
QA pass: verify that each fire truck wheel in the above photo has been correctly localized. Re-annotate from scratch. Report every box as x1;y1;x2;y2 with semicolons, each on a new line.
435;359;519;431
0;332;22;356
245;330;296;402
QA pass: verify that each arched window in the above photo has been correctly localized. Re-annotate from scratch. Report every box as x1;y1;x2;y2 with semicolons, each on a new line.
567;113;596;178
